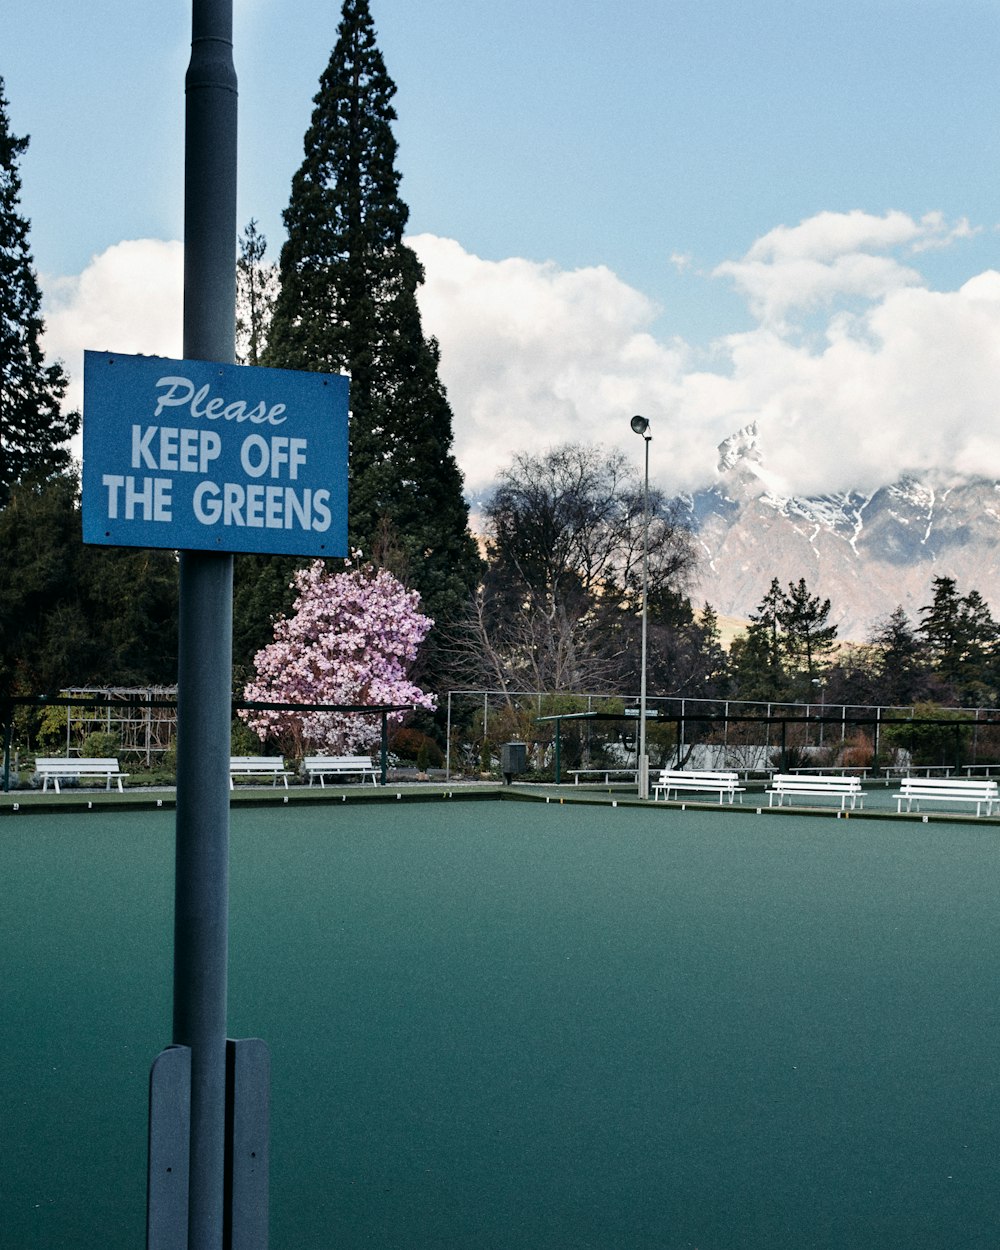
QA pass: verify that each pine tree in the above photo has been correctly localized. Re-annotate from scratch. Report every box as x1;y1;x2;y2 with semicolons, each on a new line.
235;219;278;366
918;577;999;704
747;577;788;695
0;77;78;507
265;0;480;625
868;606;927;706
0;474;178;697
695;602;730;695
779;576;838;682
730;620;781;702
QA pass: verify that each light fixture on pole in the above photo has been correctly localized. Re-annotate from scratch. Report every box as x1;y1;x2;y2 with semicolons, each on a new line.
631;414;651;798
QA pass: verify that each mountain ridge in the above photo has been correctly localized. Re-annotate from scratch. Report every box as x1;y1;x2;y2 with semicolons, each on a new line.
678;422;1000;641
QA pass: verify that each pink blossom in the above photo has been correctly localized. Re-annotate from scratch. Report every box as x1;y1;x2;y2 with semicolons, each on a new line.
241;558;435;754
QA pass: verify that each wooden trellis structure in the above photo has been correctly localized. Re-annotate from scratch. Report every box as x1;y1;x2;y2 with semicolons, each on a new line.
62;687;178;765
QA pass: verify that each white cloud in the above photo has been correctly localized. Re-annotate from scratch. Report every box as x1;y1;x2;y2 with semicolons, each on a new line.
43;238;184;421
411;216;1000;499
711;209;939;325
909;212;981;253
740;209;925;264
40;214;1000;504
711;209;985;326
662;271;1000;496
410;234;690;494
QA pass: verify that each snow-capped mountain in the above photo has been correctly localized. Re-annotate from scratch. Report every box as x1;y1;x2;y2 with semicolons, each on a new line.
678;422;1000;640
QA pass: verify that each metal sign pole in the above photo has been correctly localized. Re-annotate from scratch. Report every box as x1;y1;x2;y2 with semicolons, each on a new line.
170;1;238;1246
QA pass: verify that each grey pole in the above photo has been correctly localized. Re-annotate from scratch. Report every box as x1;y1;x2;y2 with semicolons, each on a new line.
174;1;237;1246
631;416;652;798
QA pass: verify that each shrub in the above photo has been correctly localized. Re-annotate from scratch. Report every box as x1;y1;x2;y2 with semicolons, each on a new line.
35;704;70;752
388;727;423;760
835;731;874;770
81;731;121;758
389;727;443;767
231;718;261;756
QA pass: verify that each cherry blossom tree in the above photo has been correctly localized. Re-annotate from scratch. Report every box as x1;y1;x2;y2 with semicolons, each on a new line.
241;555;435;755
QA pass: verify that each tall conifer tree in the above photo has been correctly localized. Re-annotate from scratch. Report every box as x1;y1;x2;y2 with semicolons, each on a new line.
0;77;77;507
266;0;479;624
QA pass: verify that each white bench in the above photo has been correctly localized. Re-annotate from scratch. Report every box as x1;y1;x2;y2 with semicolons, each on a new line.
229;756;292;789
566;769;638;785
35;757;128;793
303;755;379;786
766;773;864;810
653;769;744;804
894;776;998;817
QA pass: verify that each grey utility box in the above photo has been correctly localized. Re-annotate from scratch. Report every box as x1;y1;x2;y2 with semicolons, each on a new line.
500;742;527;784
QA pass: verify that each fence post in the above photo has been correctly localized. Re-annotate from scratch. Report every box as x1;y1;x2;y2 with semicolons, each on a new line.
1;701;11;793
445;692;452;780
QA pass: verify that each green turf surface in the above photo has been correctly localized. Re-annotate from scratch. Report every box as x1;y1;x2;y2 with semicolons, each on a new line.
3;799;999;1248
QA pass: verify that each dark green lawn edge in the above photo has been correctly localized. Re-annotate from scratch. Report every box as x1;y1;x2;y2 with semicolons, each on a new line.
4;782;1000;825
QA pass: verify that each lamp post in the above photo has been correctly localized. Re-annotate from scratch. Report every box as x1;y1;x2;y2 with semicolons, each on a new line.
812;676;826;749
631;414;651;798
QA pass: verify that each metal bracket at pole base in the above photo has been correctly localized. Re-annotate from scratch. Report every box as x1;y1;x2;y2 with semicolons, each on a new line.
147;1038;270;1250
148;1046;192;1250
224;1038;270;1250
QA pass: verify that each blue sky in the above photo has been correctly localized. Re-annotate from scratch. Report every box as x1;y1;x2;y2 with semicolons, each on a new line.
6;0;1000;495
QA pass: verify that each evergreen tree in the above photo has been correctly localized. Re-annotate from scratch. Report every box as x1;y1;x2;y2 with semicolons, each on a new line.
729;621;780;702
0;77;78;506
695;603;730;696
0;474;178;696
235;219;278;366
918;576;965;680
779;576;838;684
232;552;299;684
265;0;479;625
918;577;999;705
745;578;788;697
955;589;997;696
868;606;928;706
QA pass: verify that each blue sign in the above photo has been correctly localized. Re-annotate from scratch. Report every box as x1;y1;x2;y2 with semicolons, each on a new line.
82;352;349;556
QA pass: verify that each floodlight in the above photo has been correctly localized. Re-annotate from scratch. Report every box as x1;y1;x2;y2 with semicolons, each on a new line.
630;414;650;436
